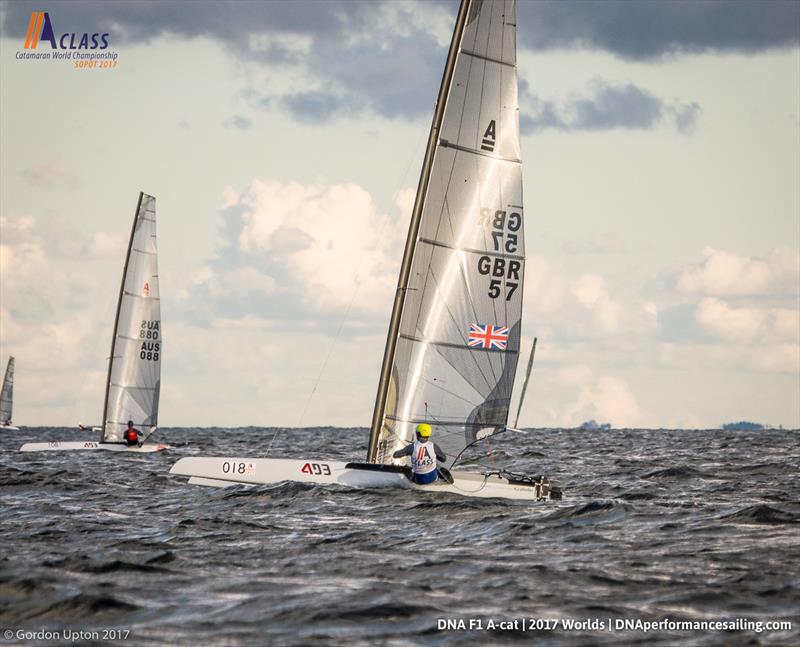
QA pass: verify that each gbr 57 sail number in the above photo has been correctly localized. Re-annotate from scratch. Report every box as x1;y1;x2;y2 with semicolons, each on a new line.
478;207;522;301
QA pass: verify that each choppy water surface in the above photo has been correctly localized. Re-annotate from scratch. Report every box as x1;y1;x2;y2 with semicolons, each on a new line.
1;427;798;646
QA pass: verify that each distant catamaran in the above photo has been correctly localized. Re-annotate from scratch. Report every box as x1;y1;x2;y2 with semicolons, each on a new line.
1;356;18;430
171;0;558;500
21;193;168;453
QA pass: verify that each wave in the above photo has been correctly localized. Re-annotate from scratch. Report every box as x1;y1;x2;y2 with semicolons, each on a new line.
643;465;713;479
18;593;140;623
721;504;799;525
542;500;633;526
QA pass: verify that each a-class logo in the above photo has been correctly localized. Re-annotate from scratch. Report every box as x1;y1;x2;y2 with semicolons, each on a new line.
24;11;109;50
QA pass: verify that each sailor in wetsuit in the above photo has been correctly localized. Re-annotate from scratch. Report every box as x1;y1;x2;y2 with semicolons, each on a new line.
123;420;141;447
392;423;446;484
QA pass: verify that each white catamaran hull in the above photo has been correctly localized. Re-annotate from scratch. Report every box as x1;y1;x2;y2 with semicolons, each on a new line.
19;441;169;453
169;457;556;501
1;424;20;431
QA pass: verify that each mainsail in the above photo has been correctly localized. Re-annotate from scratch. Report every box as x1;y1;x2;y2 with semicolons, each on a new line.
1;356;14;424
369;0;524;466
101;193;161;443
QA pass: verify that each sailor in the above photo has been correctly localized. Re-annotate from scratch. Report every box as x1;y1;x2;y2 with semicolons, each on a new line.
392;423;447;484
123;420;141;447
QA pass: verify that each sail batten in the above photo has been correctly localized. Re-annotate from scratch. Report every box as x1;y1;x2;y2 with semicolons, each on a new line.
419;236;524;260
370;0;524;466
438;139;522;164
101;193;162;443
460;48;516;68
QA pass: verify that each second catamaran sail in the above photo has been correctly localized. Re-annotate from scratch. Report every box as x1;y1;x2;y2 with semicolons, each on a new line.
1;356;17;429
20;193;167;453
101;192;162;444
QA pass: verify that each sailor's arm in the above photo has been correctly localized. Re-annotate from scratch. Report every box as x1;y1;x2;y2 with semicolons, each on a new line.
392;445;414;458
433;443;447;463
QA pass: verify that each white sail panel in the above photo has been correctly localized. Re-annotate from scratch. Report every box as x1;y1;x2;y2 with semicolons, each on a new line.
0;356;14;424
102;194;161;442
375;0;523;466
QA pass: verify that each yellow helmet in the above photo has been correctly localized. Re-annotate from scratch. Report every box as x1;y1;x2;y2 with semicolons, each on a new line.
416;423;432;437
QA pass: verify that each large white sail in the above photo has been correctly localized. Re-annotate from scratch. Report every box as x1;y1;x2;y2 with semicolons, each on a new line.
102;193;161;443
1;356;14;424
370;0;523;466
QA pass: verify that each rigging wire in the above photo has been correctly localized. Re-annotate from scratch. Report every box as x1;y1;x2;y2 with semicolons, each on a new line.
264;125;429;457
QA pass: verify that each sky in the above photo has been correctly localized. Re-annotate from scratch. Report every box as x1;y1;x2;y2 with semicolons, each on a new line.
0;0;798;430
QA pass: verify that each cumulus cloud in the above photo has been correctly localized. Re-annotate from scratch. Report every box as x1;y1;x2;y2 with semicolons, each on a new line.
196;180;407;317
696;297;799;343
571;274;622;335
556;365;643;427
695;297;765;341
677;246;800;297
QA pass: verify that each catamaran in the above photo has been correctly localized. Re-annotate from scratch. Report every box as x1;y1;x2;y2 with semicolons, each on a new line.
171;0;560;500
20;193;168;453
1;356;18;430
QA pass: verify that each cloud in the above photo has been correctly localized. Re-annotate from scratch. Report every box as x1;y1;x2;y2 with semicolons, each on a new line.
186;180;408;321
222;115;252;130
0;214;133;327
517;0;800;60
89;232;127;258
754;343;800;374
571;274;622;335
695;297;765;341
19;161;78;188
7;1;788;125
522;80;701;134
279;91;358;123
695;297;799;343
193;266;278;299
562;231;628;255
556;365;643;427
677;246;800;297
5;1;795;62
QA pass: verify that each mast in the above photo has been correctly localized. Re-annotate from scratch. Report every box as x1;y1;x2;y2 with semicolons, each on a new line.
367;0;473;462
101;192;143;440
513;337;537;429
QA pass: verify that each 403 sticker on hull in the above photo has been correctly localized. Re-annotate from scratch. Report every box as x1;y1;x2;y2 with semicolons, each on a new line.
301;462;331;476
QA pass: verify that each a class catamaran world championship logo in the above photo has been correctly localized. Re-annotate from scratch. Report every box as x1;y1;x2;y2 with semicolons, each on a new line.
16;11;120;69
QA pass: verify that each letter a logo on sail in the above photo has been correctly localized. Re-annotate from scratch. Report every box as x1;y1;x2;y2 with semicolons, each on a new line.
23;12;56;49
481;120;496;152
143;282;150;296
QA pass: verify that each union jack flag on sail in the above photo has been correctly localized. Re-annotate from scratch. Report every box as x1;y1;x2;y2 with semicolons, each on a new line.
467;324;509;350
